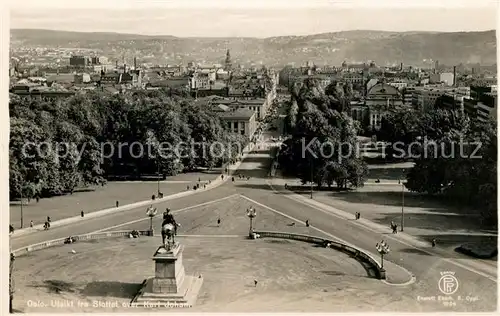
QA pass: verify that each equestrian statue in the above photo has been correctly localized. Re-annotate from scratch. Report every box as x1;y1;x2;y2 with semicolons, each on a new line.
161;208;180;250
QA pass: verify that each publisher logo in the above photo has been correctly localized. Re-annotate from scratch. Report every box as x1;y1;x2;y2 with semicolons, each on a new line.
439;273;459;295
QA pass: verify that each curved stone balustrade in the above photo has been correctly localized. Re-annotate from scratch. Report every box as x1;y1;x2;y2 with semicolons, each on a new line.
254;231;385;279
12;230;150;257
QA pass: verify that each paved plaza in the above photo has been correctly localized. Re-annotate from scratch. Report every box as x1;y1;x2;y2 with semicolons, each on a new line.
13;235;494;313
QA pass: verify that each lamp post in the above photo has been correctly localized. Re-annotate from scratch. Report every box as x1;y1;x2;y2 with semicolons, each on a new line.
157;162;161;196
146;206;157;236
20;186;24;229
376;240;390;278
400;168;405;232
310;159;313;199
9;253;15;313
246;207;257;237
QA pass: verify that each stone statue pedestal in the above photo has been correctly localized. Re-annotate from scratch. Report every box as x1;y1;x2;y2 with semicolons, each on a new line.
152;244;185;293
131;243;203;308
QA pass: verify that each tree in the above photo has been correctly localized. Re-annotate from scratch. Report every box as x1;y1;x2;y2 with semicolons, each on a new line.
404;109;496;227
9;89;240;201
279;78;367;189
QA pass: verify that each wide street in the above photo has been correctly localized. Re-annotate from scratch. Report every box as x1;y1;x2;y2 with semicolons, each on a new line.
10;126;497;312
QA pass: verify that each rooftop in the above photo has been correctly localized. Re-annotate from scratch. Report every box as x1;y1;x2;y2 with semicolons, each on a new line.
218;108;255;120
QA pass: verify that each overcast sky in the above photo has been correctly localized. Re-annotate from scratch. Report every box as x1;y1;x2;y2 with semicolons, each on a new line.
9;0;498;38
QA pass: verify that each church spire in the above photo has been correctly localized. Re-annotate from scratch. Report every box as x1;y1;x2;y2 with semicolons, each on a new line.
224;49;232;71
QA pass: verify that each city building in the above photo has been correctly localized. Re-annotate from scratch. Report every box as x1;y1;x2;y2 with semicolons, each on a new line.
190;71;216;89
401;86;417;105
464;86;498;122
211;98;269;120
218;108;257;138
387;80;408;90
69;55;89;67
74;73;91;84
365;82;403;130
10;84;76;100
476;93;497;122
429;72;455;86
350;100;369;126
412;86;470;111
342;72;364;85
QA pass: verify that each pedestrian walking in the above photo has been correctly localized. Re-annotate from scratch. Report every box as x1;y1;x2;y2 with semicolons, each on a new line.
81;211;84;218
392;223;398;234
254;279;258;287
305;220;309;227
47;216;51;223
187;185;190;190
217;217;221;226
30;220;33;228
116;200;119;207
431;239;436;247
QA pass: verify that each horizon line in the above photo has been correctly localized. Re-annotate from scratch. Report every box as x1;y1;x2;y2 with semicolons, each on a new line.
10;27;497;39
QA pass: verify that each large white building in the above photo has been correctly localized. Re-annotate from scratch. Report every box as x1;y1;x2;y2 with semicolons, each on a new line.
412;86;470;111
430;72;455;86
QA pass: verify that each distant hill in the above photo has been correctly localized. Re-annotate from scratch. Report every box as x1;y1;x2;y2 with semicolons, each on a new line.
10;29;496;67
11;29;176;42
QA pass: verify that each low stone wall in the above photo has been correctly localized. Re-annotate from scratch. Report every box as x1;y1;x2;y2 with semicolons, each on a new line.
12;230;150;257
254;231;385;280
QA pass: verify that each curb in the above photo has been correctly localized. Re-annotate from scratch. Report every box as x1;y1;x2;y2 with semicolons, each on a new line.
11;143;255;238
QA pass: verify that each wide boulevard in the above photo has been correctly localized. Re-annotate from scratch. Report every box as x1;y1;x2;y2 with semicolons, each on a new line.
10;131;497;312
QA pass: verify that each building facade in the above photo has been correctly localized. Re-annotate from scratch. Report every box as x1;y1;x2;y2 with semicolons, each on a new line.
365;82;403;130
219;108;257;138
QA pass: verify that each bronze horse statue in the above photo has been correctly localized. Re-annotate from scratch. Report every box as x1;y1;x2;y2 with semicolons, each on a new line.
161;223;179;250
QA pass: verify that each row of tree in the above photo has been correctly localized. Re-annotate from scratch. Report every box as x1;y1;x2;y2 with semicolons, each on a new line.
279;79;368;189
377;104;497;224
9;89;248;200
280;78;496;224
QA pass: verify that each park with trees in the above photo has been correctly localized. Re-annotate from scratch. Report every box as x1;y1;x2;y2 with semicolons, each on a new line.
279;78;497;225
9;89;247;201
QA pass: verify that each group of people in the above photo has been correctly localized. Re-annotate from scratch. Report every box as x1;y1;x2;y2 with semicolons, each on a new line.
44;217;51;230
9;216;51;234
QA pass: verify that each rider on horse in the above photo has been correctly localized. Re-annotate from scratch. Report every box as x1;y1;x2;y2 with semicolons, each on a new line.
162;208;177;235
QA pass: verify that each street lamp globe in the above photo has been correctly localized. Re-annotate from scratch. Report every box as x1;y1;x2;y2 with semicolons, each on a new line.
146;206;158;236
246;207;257;238
375;240;390;274
146;206;158;218
246;207;256;218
